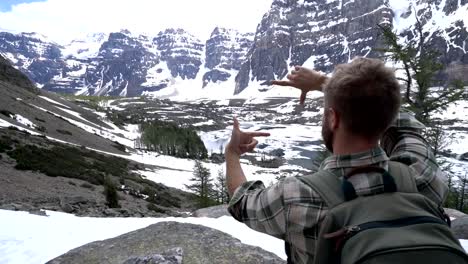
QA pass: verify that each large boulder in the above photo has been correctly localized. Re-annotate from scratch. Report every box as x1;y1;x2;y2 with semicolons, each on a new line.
47;221;285;264
452;216;468;239
192;205;230;218
445;208;467;220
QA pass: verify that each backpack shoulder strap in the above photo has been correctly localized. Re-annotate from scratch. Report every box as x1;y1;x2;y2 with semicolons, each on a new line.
387;161;418;193
297;170;345;208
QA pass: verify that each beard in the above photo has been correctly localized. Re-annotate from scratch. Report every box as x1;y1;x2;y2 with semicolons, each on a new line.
321;111;334;153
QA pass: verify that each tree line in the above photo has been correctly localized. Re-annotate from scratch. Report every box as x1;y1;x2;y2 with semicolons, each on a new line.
137;121;208;160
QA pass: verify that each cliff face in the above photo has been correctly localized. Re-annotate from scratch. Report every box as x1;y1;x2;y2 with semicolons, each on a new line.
235;0;468;94
235;0;394;94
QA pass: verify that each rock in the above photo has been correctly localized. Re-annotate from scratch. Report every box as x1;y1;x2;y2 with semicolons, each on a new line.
270;148;285;157
47;222;285;264
60;203;74;214
103;208;118;217
444;208;467;220
123;248;183;264
451;216;468;239
61;195;90;205
192;205;230;218
28;209;48;217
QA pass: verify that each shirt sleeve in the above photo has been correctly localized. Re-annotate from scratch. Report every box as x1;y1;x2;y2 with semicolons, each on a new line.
227;180;287;239
381;111;448;205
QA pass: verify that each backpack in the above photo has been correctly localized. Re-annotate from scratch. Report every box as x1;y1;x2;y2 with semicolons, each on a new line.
287;161;468;264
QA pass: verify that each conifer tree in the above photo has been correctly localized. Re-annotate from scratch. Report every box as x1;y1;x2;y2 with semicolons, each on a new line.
378;16;464;124
185;160;216;208
214;168;229;204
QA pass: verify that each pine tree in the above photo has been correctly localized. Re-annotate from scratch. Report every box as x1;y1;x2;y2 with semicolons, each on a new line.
378;16;465;125
214;168;229;204
185;160;216;208
458;174;468;212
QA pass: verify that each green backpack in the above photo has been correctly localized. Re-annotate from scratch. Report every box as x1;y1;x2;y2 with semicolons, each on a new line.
292;161;468;264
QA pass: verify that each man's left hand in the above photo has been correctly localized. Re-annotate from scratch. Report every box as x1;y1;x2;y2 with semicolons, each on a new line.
225;118;270;156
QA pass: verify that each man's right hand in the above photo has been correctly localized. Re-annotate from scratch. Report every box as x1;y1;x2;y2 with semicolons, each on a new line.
271;66;328;105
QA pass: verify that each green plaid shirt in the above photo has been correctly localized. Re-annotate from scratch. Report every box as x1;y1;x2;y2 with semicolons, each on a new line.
228;111;448;263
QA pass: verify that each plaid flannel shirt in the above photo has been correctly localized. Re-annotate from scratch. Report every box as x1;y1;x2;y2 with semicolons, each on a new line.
228;111;448;263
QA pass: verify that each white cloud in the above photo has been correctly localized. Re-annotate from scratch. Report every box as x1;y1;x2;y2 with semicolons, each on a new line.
0;0;273;44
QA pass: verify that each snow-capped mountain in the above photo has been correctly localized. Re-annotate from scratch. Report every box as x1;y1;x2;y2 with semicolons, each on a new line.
0;0;467;98
235;0;468;94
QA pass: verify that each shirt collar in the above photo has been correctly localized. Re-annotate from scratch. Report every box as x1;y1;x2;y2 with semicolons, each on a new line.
320;146;389;171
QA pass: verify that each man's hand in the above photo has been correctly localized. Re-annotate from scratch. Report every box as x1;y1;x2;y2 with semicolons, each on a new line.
225;118;270;156
271;66;328;105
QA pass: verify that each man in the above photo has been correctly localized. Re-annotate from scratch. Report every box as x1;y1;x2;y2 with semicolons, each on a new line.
225;58;458;263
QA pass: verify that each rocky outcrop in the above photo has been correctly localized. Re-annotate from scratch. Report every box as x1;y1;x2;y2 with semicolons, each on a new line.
154;29;204;81
234;0;393;94
234;0;468;94
47;221;285;264
203;28;254;87
0;32;64;88
192;204;230;218
123;248;183;264
451;216;468;239
85;31;159;97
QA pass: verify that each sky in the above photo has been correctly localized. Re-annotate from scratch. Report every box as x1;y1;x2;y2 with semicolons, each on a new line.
0;0;273;44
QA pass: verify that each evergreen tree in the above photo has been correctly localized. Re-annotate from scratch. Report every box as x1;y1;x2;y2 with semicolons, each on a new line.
458;174;468;212
140;121;208;159
185;160;216;208
214;168;229;204
378;16;465;124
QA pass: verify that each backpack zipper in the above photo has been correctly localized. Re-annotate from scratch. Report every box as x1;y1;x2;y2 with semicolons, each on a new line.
324;216;448;255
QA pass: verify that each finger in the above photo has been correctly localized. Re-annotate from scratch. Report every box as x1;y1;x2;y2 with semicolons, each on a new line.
241;139;258;152
291;69;298;75
245;132;270;137
294;65;302;71
300;90;307;105
271;80;292;86
287;74;297;81
233;117;240;130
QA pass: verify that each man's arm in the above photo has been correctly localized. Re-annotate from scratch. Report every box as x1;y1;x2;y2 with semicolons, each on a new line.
225;118;288;239
381;111;448;205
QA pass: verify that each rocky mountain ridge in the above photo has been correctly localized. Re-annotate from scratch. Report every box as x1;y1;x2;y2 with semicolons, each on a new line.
0;28;254;97
0;0;467;97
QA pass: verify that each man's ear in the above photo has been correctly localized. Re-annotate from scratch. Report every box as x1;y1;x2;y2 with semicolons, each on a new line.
328;108;339;130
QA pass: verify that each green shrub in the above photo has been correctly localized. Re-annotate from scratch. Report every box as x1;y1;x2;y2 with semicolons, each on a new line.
56;129;72;136
104;177;120;208
113;141;126;152
0;137;13;153
0;110;14;118
147;203;165;213
7;144;129;185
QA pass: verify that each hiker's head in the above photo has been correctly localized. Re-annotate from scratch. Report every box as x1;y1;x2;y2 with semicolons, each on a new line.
321;57;401;153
